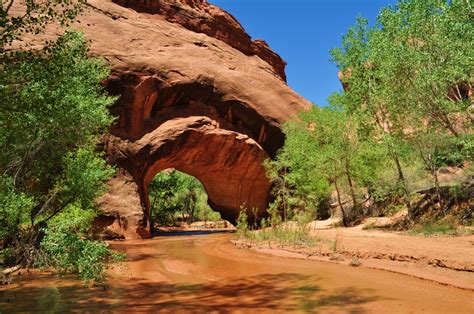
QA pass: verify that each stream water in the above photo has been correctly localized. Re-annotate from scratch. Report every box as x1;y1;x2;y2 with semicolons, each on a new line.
1;233;473;312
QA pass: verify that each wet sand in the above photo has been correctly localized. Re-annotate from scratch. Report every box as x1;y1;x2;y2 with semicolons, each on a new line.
1;233;473;312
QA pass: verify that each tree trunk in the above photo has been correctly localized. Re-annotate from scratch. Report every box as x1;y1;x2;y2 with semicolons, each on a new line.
334;179;347;227
393;155;405;183
189;191;196;221
429;155;442;209
438;110;459;138
281;173;287;222
391;154;414;222
344;158;358;212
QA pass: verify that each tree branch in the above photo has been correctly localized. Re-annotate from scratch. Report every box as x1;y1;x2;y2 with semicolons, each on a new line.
4;0;16;15
41;194;76;224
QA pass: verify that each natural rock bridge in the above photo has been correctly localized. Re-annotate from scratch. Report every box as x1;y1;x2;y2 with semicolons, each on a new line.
75;0;311;239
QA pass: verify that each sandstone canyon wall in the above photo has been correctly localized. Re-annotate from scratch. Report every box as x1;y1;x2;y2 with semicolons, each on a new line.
42;0;312;238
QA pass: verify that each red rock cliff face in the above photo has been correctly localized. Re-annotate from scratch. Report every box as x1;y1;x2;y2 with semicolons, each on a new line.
15;0;311;239
111;0;287;81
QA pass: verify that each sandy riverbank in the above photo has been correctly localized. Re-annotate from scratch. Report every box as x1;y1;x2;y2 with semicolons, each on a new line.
232;220;474;291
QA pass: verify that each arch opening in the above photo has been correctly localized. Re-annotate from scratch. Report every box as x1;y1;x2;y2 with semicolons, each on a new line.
148;169;229;232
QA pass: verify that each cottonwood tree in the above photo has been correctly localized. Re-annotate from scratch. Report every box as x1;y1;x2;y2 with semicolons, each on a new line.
0;0;118;269
330;0;473;210
266;111;330;221
269;106;385;226
374;1;474;205
330;17;414;201
148;170;214;227
0;29;116;264
374;0;473;137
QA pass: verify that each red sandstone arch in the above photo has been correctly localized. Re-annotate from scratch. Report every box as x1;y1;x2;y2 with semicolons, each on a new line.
98;116;272;239
96;69;309;240
140;118;271;223
10;0;312;239
66;0;314;239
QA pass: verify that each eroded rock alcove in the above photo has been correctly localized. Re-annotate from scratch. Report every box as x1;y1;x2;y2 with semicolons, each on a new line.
70;0;313;239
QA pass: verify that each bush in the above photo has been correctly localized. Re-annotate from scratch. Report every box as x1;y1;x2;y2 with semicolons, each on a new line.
236;207;316;247
236;210;250;239
195;204;221;223
37;205;124;283
38;228;124;283
30;202;124;284
0;178;34;243
409;220;458;236
432;136;473;168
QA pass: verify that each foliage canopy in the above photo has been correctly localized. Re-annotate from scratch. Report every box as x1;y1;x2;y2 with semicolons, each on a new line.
270;0;473;225
0;29;117;272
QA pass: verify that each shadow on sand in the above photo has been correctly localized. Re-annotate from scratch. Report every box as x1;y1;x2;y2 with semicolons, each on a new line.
0;272;382;312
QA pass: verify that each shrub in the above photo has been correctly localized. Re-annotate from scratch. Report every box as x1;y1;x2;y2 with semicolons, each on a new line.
36;205;125;283
0;178;34;243
349;257;362;267
38;228;124;283
409;220;458;236
236;210;250;239
235;207;316;247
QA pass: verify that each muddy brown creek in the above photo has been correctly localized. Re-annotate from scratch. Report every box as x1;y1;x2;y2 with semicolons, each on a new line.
1;233;473;313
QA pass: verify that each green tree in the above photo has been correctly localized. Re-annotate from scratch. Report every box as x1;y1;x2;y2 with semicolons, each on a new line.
149;170;183;226
330;16;413;199
374;0;473;137
371;0;473;210
266;111;330;221
0;0;121;281
268;0;472;230
0;30;116;265
330;0;473;215
270;106;386;225
148;170;217;227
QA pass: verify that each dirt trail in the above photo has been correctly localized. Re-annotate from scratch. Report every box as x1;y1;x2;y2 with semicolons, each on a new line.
1;233;473;312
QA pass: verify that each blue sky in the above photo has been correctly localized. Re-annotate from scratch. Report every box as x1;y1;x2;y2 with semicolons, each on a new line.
209;0;398;106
